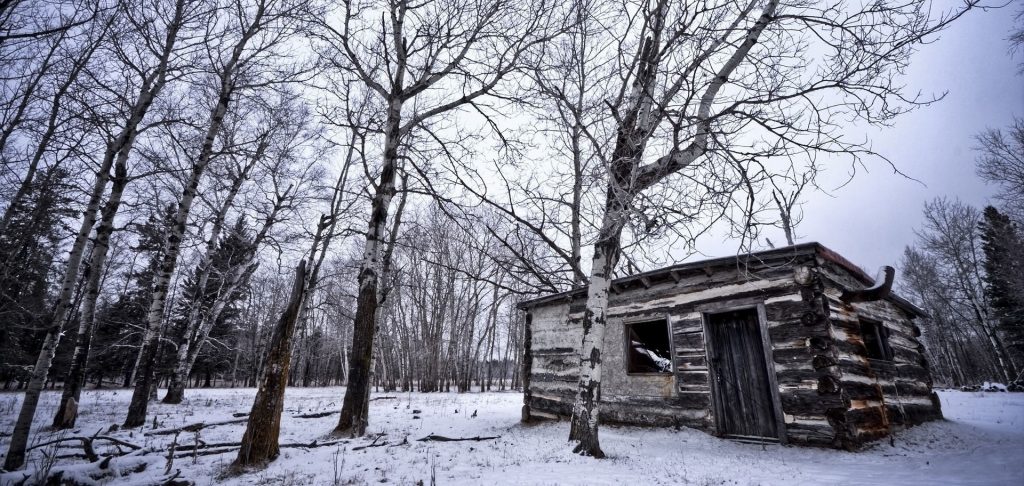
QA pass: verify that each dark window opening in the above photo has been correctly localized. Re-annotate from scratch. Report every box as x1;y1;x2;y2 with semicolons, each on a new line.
860;319;893;361
626;320;672;373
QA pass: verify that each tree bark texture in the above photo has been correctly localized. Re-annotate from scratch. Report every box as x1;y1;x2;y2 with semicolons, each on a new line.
52;156;130;428
335;98;402;436
232;261;307;470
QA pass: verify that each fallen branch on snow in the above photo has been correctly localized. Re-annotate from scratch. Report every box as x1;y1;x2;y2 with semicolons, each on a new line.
27;435;142;462
292;411;337;419
167;438;350;458
145;418;249;436
351;434;388;451
416;434;500;443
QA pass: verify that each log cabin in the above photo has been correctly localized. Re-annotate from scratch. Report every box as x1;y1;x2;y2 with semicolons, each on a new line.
517;242;943;449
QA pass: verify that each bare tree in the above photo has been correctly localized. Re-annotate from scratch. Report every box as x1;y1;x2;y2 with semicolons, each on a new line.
552;0;980;457
4;0;192;468
315;0;562;436
232;111;359;468
901;198;1019;384
124;0;309;428
768;166;815;246
161;93;320;404
976;118;1024;217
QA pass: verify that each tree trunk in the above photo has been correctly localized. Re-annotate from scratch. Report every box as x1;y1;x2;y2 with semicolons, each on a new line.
232;261;307;470
124;10;251;424
0;48;166;463
335;97;402;436
163;151;263;404
567;209;623;458
52;157;130;428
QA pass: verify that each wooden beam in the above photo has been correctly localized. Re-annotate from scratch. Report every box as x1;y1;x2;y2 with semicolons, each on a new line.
841;266;895;303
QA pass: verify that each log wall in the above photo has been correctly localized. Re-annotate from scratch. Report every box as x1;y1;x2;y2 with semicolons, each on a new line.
522;245;941;449
817;258;943;447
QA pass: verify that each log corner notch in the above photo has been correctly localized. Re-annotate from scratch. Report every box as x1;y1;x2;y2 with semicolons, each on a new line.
840;266;895;303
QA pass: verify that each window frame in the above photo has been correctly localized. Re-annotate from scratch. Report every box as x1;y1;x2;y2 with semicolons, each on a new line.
859;318;894;362
623;316;674;376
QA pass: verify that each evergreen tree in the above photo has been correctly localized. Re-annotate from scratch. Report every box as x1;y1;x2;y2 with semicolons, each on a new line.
165;217;255;387
86;205;174;386
0;166;76;388
979;205;1024;380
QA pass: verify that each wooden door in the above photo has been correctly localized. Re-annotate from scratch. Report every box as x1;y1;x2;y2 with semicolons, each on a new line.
706;308;780;440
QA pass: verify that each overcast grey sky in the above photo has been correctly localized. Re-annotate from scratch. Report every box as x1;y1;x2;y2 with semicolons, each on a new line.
695;5;1024;273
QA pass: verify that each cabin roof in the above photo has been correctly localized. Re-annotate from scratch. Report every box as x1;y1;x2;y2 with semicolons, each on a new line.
516;242;926;318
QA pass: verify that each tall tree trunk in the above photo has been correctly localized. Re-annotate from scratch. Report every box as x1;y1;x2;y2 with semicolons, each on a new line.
164;149;265;403
335;97;402;436
566;0;776;457
232;261;307;470
124;1;258;424
1;156;110;470
52;156;130;428
567;205;625;458
0;9;182;457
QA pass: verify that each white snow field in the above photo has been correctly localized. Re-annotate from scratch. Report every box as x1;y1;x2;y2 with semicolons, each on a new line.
1;388;1021;485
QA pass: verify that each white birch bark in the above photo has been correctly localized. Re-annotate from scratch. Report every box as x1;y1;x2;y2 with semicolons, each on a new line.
3;0;187;465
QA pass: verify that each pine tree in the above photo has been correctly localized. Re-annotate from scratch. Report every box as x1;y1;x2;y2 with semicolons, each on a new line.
979;206;1024;381
0;166;76;388
164;217;255;394
86;206;174;387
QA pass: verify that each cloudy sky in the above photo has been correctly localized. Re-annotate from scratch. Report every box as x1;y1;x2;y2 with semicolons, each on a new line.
696;4;1023;273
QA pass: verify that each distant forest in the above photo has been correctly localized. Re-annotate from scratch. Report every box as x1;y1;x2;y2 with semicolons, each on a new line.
899;121;1024;388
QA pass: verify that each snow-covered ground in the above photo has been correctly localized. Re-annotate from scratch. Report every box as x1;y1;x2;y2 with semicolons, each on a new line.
1;388;1021;485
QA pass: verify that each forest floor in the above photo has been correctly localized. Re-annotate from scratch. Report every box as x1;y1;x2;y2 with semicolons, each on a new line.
0;388;1021;485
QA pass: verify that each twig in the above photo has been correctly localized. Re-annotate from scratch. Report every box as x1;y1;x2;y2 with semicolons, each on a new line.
351;434;387;451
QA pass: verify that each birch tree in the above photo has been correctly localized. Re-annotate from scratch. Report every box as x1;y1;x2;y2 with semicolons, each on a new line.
316;0;563;436
555;0;980;457
162;94;320;404
124;0;309;427
3;0;193;468
232;109;360;469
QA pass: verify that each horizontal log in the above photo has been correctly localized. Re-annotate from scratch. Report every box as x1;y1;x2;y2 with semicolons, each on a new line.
772;346;813;366
767;321;829;343
530;372;578;383
779;389;846;415
840;380;884;401
774;369;820;386
764;299;810;322
531;347;576;356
